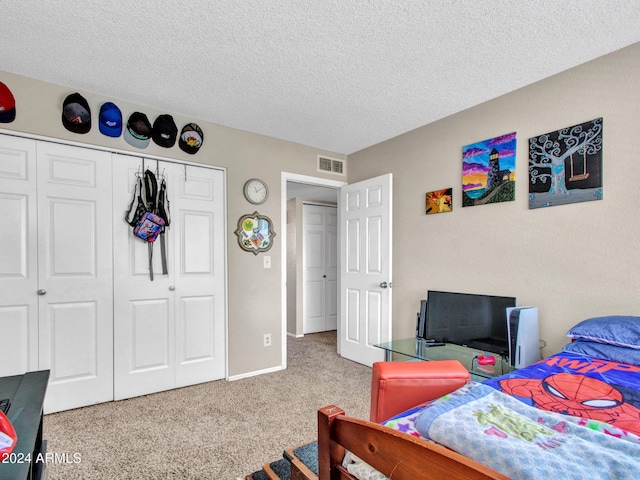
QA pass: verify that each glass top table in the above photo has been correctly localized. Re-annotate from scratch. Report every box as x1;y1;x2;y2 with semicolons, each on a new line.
374;338;514;380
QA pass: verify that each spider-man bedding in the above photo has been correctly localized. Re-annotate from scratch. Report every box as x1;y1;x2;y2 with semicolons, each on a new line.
381;316;640;479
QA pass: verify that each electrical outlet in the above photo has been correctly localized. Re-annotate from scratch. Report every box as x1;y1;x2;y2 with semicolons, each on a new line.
264;333;272;347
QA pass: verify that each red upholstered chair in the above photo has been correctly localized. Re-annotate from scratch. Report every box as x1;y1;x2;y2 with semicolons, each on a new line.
370;360;470;423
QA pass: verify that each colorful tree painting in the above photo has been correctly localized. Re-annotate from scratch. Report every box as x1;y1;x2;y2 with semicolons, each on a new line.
528;118;603;209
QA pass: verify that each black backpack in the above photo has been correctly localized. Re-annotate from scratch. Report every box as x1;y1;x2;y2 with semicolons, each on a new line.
125;168;171;280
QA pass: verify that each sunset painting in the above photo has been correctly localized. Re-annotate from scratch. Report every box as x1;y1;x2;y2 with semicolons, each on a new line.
462;132;516;207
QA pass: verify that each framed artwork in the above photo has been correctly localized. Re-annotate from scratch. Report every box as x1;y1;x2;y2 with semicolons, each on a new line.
462;132;516;207
425;188;453;214
234;212;275;255
528;117;603;209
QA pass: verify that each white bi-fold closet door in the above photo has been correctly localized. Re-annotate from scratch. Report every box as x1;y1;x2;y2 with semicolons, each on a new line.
0;136;114;413
112;155;226;400
0;134;226;413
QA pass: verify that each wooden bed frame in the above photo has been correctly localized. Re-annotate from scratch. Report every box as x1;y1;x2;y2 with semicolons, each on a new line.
317;405;509;480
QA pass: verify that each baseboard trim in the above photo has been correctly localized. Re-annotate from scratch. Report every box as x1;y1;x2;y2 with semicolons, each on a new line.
228;365;284;381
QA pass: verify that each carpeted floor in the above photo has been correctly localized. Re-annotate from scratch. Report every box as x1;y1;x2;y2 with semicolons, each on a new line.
43;332;371;479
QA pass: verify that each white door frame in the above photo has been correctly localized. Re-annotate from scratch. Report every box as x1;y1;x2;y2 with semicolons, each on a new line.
280;172;346;369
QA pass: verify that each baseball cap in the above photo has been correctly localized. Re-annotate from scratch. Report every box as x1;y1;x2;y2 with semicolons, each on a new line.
98;102;123;137
0;82;16;123
124;112;152;149
178;123;203;154
152;114;177;148
62;93;91;134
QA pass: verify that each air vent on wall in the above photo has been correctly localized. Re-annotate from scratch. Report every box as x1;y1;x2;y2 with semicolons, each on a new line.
318;155;346;176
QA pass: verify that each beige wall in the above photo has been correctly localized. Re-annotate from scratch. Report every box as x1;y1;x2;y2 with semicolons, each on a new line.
347;42;640;357
0;69;346;377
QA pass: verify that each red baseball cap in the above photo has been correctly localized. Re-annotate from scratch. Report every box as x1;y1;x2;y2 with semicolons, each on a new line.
0;82;16;123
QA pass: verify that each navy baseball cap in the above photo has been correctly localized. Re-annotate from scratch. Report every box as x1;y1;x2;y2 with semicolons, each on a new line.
98;102;123;137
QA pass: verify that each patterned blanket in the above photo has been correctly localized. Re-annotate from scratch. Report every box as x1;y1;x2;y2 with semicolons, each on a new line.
414;382;640;480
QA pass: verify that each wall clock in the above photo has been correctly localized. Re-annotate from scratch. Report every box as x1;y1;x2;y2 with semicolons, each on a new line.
243;178;269;205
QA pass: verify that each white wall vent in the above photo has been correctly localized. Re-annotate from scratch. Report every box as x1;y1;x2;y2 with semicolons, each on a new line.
317;155;346;176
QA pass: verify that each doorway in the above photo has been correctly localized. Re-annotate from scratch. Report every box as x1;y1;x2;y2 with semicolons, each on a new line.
280;173;346;369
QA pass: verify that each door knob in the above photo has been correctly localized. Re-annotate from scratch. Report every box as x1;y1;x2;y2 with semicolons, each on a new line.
37;289;47;295
379;282;388;289
168;286;176;291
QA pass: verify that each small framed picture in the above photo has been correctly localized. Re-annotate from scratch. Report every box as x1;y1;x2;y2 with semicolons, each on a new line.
425;188;453;214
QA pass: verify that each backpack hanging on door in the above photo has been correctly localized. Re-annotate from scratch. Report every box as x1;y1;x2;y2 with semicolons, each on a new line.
156;176;171;274
125;168;170;280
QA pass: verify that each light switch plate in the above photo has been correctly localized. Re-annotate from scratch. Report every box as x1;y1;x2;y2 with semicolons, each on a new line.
263;256;271;268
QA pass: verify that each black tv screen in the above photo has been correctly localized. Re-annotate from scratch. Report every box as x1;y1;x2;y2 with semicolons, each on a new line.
424;290;515;355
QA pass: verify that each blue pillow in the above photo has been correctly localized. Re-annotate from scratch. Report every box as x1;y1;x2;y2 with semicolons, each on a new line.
567;316;640;350
563;340;640;366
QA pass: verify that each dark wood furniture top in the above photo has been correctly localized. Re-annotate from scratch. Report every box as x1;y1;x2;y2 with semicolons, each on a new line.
0;370;49;480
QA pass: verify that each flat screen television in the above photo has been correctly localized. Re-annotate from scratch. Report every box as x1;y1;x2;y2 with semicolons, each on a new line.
422;290;516;356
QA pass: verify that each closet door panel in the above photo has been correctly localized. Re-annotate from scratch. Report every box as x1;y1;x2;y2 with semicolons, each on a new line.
113;156;175;400
174;165;226;387
37;142;113;413
113;157;226;398
45;301;98;380
130;299;172;371
0;136;38;377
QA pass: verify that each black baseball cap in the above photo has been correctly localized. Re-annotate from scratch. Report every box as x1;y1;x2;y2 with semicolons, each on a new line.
62;93;91;134
179;123;204;154
152;114;177;148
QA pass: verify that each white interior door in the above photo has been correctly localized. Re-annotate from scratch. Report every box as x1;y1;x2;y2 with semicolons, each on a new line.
0;136;38;378
302;204;337;334
339;174;393;366
113;156;226;400
36;142;114;413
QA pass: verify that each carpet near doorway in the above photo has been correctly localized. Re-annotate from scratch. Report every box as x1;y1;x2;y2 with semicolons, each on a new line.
43;332;370;479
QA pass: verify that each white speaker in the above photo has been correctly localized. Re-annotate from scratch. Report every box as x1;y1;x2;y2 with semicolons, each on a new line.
506;307;539;368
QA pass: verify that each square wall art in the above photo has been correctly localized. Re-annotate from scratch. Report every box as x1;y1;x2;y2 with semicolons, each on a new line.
528;117;603;209
425;188;452;214
462;132;516;207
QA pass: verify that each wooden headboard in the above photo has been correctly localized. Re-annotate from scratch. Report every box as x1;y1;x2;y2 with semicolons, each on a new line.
318;405;509;480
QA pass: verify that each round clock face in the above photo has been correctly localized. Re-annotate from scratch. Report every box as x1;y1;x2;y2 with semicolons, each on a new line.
244;178;268;204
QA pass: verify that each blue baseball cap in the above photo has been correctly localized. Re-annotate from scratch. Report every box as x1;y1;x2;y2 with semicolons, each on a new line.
98;102;122;137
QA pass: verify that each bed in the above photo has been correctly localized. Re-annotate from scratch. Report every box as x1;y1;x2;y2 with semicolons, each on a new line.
318;315;640;480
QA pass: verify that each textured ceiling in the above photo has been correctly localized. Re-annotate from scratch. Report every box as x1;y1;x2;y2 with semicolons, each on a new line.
2;1;640;154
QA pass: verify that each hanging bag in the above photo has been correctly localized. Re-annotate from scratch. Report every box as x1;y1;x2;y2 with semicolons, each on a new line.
125;168;169;281
132;211;165;242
